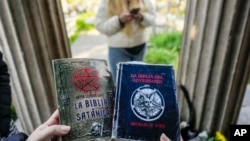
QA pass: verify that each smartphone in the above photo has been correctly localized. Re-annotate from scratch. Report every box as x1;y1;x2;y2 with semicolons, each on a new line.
130;8;140;14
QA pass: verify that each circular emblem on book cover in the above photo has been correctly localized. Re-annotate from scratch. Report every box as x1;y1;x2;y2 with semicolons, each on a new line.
130;85;165;121
73;68;101;92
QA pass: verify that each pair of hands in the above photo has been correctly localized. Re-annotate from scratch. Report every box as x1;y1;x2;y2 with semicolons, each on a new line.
119;11;143;24
27;110;70;141
26;109;180;141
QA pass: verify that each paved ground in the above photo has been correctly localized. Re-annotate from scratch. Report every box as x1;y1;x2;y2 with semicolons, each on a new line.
71;34;250;125
71;34;108;60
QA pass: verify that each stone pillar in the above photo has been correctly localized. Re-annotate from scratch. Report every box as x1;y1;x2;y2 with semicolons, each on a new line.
177;0;250;135
0;0;71;133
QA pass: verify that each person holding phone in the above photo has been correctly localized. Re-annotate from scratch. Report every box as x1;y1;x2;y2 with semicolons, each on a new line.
95;0;156;84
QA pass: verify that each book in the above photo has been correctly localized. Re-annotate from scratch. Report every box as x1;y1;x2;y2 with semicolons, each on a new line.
52;58;115;141
112;61;181;141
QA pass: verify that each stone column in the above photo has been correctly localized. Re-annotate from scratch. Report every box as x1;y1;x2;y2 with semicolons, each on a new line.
0;0;71;133
177;0;250;135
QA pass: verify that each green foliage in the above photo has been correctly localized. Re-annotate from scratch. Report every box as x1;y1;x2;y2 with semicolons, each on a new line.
145;31;182;71
11;104;17;121
75;19;94;32
149;31;182;50
67;0;74;3
69;12;95;44
69;33;80;44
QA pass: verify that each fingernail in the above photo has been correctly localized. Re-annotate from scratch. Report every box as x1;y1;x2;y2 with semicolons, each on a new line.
61;126;71;133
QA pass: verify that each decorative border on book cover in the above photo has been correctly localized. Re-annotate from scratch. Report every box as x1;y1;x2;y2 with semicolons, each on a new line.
53;58;115;141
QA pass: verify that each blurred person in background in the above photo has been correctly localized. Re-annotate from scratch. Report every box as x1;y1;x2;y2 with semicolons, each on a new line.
95;0;156;84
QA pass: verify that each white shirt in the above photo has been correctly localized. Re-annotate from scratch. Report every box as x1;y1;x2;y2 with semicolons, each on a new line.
95;0;156;48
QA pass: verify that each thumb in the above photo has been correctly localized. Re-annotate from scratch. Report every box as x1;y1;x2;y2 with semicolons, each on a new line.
160;133;171;141
42;125;70;138
28;125;70;141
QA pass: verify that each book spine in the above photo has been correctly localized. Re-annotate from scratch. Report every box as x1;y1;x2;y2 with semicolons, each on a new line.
112;63;127;139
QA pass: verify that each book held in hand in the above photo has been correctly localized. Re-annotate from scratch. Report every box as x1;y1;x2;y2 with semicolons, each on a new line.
112;61;181;141
52;58;115;141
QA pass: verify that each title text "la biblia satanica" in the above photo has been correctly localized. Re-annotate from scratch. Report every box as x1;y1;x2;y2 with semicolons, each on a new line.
74;98;111;121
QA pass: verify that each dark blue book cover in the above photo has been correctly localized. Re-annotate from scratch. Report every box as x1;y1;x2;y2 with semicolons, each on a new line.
112;62;181;141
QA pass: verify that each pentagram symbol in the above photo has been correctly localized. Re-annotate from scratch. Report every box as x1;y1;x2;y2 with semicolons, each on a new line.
131;85;165;121
73;68;101;92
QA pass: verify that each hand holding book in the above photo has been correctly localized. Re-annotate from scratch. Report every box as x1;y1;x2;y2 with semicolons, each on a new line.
53;58;115;141
27;110;70;141
51;59;181;141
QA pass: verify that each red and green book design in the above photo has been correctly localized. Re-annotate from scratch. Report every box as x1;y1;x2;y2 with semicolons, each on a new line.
53;58;115;141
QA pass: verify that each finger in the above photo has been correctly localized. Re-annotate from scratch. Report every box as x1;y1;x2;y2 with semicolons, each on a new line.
160;133;171;141
180;136;184;141
33;110;59;130
127;17;133;21
36;123;49;130
135;15;142;20
47;109;60;126
37;125;71;141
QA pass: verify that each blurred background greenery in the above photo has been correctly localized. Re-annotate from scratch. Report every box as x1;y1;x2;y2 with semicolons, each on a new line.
145;31;182;71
